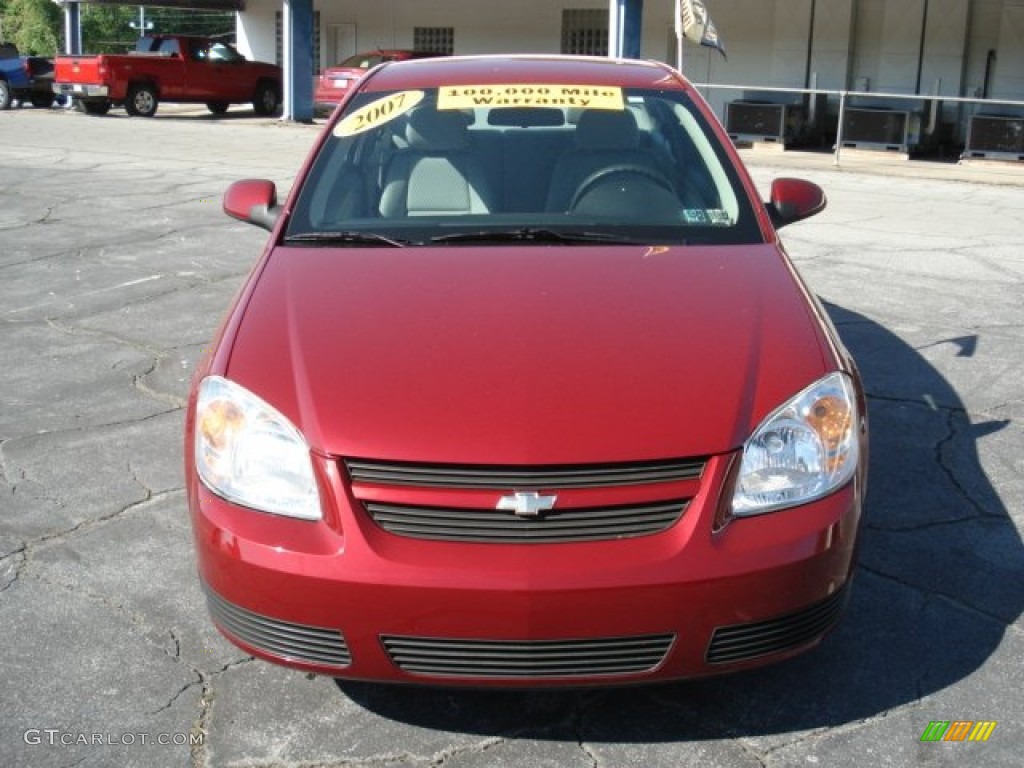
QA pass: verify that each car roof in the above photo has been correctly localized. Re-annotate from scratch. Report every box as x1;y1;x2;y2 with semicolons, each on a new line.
361;55;691;94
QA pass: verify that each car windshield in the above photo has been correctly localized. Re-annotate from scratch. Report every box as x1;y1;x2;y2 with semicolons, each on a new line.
208;42;245;63
286;85;762;246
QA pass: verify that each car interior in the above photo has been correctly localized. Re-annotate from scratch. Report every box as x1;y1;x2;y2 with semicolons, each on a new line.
290;88;756;244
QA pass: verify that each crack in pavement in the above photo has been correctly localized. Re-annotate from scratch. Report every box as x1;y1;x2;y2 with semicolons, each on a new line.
7;275;187;320
857;563;1011;628
149;670;204;717
134;360;189;409
44;316;167;359
189;658;268;768
758;709;903;764
568;692;603;768
863;393;1006;524
9;266;250;327
1;406;180;447
934;407;1001;520
735;740;769;768
0;246;89;274
30;487;185;551
0;550;26;592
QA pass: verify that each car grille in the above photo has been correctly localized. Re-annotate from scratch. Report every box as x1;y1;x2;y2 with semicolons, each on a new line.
705;585;850;664
366;499;688;543
381;633;676;678
344;457;705;544
345;458;705;489
204;585;351;668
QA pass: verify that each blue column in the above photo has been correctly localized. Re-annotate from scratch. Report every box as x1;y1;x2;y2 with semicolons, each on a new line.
64;2;82;55
610;0;644;59
283;0;314;122
622;0;644;59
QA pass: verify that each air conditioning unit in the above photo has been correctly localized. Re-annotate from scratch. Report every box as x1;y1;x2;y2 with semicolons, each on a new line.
726;101;800;144
841;108;920;153
963;115;1024;161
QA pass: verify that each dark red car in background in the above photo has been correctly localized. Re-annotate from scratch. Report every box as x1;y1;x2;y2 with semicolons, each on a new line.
188;54;867;687
313;49;443;114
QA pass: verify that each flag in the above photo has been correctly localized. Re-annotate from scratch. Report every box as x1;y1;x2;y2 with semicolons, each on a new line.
677;0;727;59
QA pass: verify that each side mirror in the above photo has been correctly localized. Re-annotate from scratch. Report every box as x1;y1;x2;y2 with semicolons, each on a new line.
767;178;826;228
223;179;280;232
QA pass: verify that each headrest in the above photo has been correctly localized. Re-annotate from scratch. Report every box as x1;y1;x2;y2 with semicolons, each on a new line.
406;108;469;151
574;110;640;150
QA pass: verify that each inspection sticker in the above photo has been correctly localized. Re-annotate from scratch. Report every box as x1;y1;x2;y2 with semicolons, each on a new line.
334;90;425;137
438;84;624;111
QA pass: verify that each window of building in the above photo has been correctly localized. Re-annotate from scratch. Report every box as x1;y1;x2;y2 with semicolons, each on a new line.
414;27;454;55
275;11;322;73
561;9;608;56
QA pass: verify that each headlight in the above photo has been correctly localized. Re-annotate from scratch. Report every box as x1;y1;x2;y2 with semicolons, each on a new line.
732;372;859;516
195;376;321;520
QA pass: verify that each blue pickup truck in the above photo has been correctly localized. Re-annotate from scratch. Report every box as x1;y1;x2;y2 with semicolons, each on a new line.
0;43;57;110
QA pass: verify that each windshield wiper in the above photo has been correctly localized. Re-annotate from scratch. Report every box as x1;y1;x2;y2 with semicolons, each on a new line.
430;228;636;244
284;231;414;247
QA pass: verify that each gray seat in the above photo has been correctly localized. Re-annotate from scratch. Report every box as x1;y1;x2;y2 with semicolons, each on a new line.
545;109;662;212
378;108;495;217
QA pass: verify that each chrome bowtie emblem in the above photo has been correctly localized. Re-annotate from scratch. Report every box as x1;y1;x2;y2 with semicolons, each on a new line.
496;492;557;517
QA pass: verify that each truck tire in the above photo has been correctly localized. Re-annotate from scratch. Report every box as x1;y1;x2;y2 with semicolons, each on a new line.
125;83;158;117
252;81;279;116
31;94;56;109
206;101;229;115
78;98;112;116
0;80;12;111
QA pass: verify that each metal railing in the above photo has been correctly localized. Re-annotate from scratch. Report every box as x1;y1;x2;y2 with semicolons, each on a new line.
691;82;1024;165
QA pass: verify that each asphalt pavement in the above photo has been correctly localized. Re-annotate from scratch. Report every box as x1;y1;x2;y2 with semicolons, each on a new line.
1;103;1022;768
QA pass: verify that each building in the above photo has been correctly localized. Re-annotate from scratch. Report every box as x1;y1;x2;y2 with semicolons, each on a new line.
57;1;1024;157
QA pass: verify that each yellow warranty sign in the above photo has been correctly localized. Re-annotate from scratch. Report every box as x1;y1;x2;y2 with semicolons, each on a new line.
438;84;624;111
334;90;425;137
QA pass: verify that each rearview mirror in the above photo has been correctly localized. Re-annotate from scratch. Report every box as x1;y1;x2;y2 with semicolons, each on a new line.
767;178;826;229
223;179;280;232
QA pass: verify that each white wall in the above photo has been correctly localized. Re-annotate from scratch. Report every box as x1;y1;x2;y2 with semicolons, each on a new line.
312;0;612;57
964;1;1005;98
237;0;279;64
808;0;856;91
992;0;1024;99
918;0;970;98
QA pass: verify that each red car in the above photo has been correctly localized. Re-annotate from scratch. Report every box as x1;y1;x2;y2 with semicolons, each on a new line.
53;35;281;117
187;54;867;686
313;49;443;114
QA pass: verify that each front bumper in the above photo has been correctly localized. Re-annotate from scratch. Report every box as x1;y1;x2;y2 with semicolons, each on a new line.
188;452;862;686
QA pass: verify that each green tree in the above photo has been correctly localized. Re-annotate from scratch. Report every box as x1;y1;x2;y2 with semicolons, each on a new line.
81;6;136;53
0;0;61;54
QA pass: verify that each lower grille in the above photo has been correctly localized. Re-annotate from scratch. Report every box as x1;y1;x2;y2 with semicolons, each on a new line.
366;499;687;543
381;633;675;678
706;585;850;664
204;585;351;668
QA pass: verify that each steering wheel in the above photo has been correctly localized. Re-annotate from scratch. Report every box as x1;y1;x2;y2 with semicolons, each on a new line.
569;164;677;211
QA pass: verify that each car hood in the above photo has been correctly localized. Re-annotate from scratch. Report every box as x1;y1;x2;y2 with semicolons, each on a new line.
225;244;832;464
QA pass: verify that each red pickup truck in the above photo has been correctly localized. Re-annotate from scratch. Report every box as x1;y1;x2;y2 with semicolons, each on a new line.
54;35;282;118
